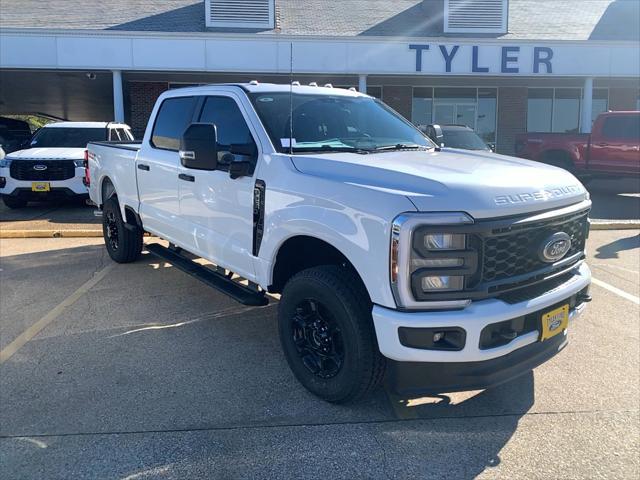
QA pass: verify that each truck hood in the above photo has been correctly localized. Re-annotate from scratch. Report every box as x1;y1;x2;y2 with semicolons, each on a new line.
6;147;85;160
290;149;588;219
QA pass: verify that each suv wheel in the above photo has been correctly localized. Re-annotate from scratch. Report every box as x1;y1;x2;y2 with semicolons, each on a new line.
278;265;385;403
102;197;143;263
3;196;27;209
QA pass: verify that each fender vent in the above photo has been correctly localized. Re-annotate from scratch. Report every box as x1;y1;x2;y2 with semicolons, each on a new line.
206;0;275;29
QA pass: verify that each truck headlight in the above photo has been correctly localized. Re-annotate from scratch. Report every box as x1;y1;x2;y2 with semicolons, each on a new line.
391;213;478;309
73;159;85;168
0;158;12;168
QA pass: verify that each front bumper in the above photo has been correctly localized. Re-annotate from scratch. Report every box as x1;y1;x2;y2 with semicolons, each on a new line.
373;263;590;363
374;262;591;393
0;167;87;197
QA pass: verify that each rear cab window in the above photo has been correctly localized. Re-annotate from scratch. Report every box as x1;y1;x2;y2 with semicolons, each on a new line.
151;96;198;150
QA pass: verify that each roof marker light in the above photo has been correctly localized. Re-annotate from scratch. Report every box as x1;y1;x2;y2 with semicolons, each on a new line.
309;82;318;87
291;81;301;86
324;83;333;88
249;80;259;85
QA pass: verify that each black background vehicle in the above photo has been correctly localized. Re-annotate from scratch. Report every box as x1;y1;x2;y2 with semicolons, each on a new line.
424;124;494;152
0;117;32;153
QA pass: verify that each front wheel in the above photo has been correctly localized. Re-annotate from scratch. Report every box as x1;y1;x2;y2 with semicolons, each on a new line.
278;265;385;403
102;197;143;263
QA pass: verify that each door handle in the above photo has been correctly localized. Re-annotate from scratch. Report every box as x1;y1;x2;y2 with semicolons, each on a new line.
137;164;150;171
178;173;195;182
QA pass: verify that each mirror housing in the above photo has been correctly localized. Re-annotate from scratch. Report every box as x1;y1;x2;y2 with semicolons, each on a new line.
179;123;218;170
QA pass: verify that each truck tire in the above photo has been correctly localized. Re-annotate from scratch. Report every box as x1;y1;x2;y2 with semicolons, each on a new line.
278;265;385;403
3;196;27;209
102;197;143;263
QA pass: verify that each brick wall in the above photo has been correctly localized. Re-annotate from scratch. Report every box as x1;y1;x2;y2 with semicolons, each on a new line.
609;87;638;111
128;81;169;138
497;87;527;155
382;86;413;121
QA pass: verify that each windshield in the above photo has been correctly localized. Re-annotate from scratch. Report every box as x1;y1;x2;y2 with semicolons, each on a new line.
30;127;107;148
442;129;489;150
249;92;435;153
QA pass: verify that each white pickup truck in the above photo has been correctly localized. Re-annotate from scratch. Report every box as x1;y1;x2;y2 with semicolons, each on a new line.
88;83;592;403
0;121;133;208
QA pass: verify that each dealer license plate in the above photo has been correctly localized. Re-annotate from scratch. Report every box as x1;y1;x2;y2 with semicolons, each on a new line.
31;182;50;192
540;304;569;341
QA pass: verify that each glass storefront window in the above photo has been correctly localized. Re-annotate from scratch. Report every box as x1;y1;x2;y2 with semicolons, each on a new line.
410;87;497;143
367;86;382;99
412;87;433;130
527;88;553;132
529;87;610;133
553;88;581;133
477;89;497;144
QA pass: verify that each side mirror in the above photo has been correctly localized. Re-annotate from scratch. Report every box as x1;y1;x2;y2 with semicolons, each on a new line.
179;123;218;170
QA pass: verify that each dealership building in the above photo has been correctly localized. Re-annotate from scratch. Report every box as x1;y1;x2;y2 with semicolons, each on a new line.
1;0;639;154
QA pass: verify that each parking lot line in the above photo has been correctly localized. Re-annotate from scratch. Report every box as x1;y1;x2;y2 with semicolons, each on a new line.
0;264;114;364
592;277;640;305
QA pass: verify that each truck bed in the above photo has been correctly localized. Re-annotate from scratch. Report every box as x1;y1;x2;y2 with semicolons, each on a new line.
87;141;142;210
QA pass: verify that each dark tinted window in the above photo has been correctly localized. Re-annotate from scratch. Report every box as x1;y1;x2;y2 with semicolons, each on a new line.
30;127;107;148
441;128;489;150
602;115;640;140
151;97;197;150
109;129;121;141
199;96;257;163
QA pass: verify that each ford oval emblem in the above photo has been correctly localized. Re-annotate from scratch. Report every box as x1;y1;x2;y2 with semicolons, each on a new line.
33;164;48;171
539;232;572;263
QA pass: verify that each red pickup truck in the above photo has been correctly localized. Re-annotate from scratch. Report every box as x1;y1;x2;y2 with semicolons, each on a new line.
515;111;640;177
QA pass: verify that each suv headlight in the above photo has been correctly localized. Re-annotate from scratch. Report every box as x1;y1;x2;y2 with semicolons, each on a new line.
391;213;477;309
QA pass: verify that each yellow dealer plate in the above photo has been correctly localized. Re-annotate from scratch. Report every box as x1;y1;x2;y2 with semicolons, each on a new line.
31;182;50;192
540;304;569;341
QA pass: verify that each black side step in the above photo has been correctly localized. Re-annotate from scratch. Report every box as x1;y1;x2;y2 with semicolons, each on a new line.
146;243;268;306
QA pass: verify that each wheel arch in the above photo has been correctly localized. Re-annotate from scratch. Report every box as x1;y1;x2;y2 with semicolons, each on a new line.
268;235;370;302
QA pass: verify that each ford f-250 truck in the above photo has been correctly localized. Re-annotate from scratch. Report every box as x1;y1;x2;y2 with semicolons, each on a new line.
515;111;640;178
88;83;592;403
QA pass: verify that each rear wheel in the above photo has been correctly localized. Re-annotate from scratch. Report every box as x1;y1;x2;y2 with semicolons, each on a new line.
2;196;27;209
278;265;385;403
102;197;143;263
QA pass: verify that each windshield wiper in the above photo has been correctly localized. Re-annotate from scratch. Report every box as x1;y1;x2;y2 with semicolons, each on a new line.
291;145;370;154
373;144;430;152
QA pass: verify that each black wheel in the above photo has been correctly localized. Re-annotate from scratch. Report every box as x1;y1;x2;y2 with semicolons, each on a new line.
2;196;27;209
102;197;143;263
278;265;385;403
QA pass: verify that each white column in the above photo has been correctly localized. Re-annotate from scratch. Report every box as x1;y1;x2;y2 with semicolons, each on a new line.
581;77;594;133
112;70;125;123
358;74;367;93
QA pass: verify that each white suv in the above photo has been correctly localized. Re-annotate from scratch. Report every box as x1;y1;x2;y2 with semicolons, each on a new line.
0;121;133;208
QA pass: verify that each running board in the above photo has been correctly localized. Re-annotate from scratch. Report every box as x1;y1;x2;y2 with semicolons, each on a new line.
146;243;268;306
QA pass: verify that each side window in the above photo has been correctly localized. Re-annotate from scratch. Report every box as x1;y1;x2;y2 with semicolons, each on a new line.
198;96;257;166
151;96;197;151
602;115;640;140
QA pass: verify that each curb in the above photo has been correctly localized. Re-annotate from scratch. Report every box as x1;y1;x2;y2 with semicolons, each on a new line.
590;220;640;230
0;229;102;238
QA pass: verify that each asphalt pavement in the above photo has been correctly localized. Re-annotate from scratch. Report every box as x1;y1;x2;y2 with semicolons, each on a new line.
0;230;638;479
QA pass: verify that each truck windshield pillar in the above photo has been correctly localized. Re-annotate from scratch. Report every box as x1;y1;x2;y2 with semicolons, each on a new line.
112;70;125;123
581;77;594;134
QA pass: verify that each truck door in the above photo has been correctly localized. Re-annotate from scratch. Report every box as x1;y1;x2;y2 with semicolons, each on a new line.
137;96;198;243
178;94;258;281
590;113;640;175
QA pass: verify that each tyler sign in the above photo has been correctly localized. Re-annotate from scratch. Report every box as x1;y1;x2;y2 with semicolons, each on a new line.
409;44;555;75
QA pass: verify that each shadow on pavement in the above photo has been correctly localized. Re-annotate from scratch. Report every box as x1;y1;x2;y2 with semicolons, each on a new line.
595;233;640;259
587;178;640;220
1;244;534;479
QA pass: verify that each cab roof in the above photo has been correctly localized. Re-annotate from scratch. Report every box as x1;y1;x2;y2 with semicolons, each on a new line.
44;121;130;128
169;82;367;97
